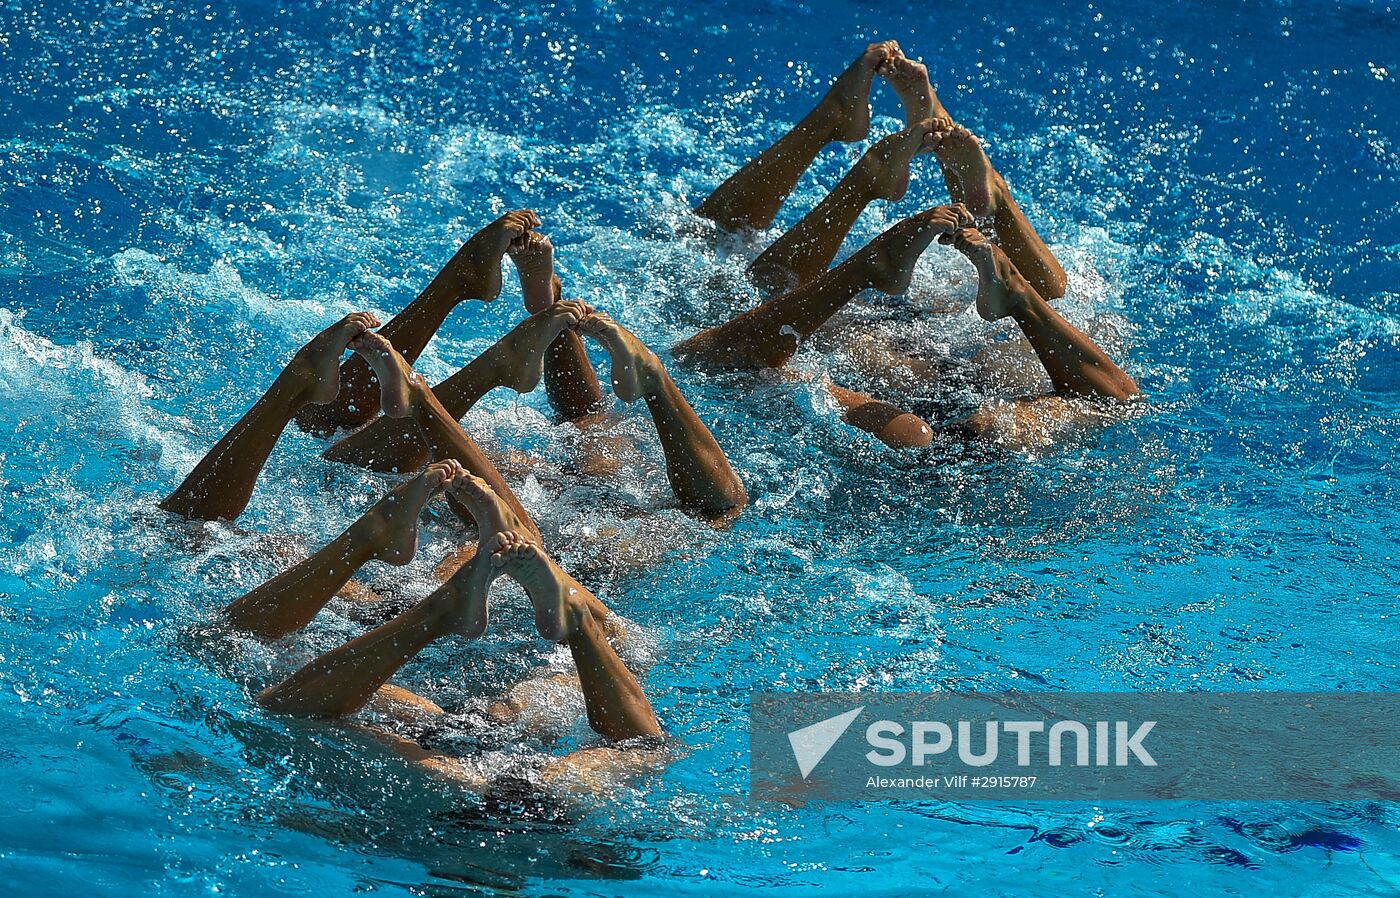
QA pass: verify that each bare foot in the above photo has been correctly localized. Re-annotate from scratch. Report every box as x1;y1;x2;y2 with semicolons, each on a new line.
876;53;952;128
428;550;494;638
857;204;974;295
494;299;594;393
576;312;663;402
447;473;529;542
357;460;464;565
818;41;901;143
952;227;1036;321
932;126;1000;216
440;209;542;303
287;312;381;405
509;231;561;314
852;119;940;202
348;331;422;417
489;530;586;642
428;475;538;636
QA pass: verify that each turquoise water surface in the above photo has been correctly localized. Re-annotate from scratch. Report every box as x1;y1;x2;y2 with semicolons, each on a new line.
2;0;1399;894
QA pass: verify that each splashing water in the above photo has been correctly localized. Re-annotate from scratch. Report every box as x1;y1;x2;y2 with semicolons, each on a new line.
1;0;1399;894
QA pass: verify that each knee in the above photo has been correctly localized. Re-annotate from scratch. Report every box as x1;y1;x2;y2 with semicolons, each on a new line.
873;411;935;449
701;485;750;526
843;401;934;449
747;259;797;295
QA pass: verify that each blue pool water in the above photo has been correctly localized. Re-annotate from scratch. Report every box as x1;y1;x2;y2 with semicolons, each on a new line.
2;0;1398;893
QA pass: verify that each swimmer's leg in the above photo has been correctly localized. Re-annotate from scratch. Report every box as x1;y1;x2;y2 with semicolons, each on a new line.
258;541;495;718
675;204;971;369
934;126;1067;300
366;683;448;728
221;460;464;638
491;532;661;742
953;228;1139;399
694;42;899;231
748;120;939;293
159;312;380;522
322;300;593;475
511;232;605;421
295;210;542;436
579;313;748;521
825;382;933;449
415;381;545;541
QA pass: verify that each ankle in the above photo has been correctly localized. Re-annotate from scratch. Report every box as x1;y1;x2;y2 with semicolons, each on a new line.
559;590;593;641
418;588;457;634
420;273;477;314
478;339;529;393
405;377;443;425
986;176;1012;216
522;293;554;315
847;248;885;291
845;157;883;203
273;363;320;412
345;508;394;555
635;354;670;399
519;273;557;314
906;86;938;125
803;99;845;146
1004;281;1037;320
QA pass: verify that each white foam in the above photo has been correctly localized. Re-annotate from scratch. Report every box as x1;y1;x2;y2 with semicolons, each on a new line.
0;308;196;474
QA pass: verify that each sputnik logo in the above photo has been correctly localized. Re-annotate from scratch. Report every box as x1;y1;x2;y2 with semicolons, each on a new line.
787;707;864;779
